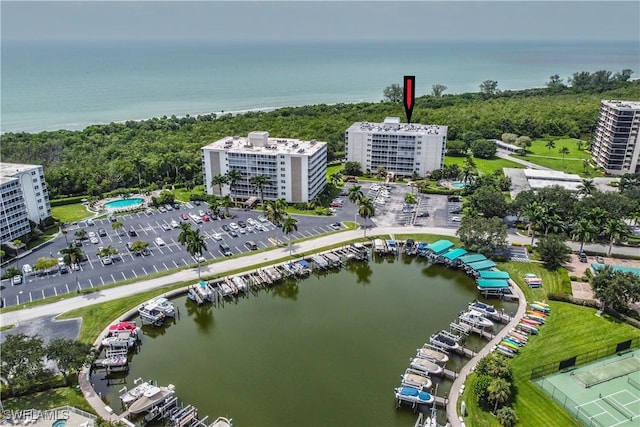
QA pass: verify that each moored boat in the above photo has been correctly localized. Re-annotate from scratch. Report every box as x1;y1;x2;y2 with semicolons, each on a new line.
417;345;449;364
127;384;176;414
108;321;139;335
429;331;461;352
401;368;433;389
120;379;154;407
495;344;516;358
232;276;248;292
210;417;233;427
409;357;444;375
529;303;550;314
394;386;434;405
139;297;176;318
468;301;497;317
459;309;494;328
517;323;539;334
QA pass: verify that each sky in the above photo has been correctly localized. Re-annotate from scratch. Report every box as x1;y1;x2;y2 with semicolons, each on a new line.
1;1;639;42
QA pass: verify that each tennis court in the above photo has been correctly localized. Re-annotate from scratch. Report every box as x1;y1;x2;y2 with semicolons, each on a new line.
535;349;640;426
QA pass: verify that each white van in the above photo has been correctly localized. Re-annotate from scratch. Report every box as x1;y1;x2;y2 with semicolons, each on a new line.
22;264;33;275
154;237;166;246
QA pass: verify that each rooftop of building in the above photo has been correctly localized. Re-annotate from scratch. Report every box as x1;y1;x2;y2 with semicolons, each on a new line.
347;117;447;136
202;131;326;155
602;100;640;110
0;162;42;177
522;169;582;182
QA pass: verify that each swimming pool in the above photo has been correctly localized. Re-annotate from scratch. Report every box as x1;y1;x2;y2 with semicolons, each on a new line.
451;181;467;189
104;198;144;210
51;420;67;427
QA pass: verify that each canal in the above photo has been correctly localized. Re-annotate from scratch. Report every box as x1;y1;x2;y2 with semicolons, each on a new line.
91;253;517;426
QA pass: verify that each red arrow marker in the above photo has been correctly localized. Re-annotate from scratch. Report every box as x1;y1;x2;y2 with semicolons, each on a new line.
403;75;415;123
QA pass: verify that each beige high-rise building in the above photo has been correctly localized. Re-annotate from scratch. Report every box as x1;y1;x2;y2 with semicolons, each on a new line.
591;100;640;175
201;132;327;203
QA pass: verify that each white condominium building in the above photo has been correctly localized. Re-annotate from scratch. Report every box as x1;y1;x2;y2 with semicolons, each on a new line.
345;117;448;177
0;162;52;243
202;132;327;203
591;100;640;175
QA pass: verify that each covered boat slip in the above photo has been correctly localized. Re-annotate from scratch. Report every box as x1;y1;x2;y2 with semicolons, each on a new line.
425;239;455;255
479;270;510;280
476;279;510;289
441;247;467;261
457;253;487;265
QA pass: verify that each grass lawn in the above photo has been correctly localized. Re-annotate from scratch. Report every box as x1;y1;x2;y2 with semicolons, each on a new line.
498;261;572;300
51;203;93;223
2;387;95;414
512;137;603;176
445;156;525;175
461;301;639;427
395;233;462;246
173;185;205;202
326;163;345;179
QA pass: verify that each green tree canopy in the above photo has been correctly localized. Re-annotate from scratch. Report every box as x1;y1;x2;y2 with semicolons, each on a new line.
456;215;508;256
536;234;571;270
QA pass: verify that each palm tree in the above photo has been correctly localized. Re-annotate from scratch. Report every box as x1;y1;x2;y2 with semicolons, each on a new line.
221;195;233;217
281;215;298;256
404;193;417;205
60;244;82;269
559;146;570;170
111;221;124;236
357;197;375;237
211;174;228;196
225;169;243;204
131;240;149;255
185;229;208;279
177;223;194;246
330;172;343;187
208;196;221;217
348;185;364;225
571;218;597;252
496;407;518;427
74;229;88;240
545;139;556;153
250;174;271;204
487;377;511;413
577;179;596;198
604;219;629;255
583;159;590;174
263;200;286;226
12;239;23;271
98;245;118;258
34;257;58;277
522;201;545;245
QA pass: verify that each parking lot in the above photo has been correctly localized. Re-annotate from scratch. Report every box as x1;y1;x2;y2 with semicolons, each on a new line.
0;183;463;308
0;202;346;308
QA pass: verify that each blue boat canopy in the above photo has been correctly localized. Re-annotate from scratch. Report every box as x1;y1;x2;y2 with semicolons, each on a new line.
426;240;454;255
477;279;509;289
479;270;510;280
297;260;310;267
467;260;497;271
442;248;467;260
459;253;487;264
417;242;429;250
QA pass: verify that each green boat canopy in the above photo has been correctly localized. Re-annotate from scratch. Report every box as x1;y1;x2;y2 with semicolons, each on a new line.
458;253;487;264
442;248;467;260
479;270;510;280
426;240;455;255
477;279;509;289
467;260;497;271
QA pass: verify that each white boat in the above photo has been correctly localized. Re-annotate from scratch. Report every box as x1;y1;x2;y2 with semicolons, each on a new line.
429;331;461;352
232;276;248;292
409;357;444;375
265;267;282;281
140;297;176;318
394;386;434;405
468;301;497;318
416;345;449;364
459;309;494;328
210;417;233;427
216;280;235;297
120;380;154;406
138;305;166;326
101;333;137;349
94;355;128;368
401;368;433;389
127;384;176;414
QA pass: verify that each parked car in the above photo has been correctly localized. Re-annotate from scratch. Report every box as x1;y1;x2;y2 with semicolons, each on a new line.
181;213;189;221
108;215;117;222
158;206;167;213
172;203;180;210
193;254;206;263
90;236;99;244
237;220;246;228
202;215;210;222
222;224;230;232
595;255;604;264
128;227;137;237
141;247;151;256
258;215;268;223
579;252;588;263
245;241;258;250
154;237;166;246
22;264;33;275
212;233;223;241
162;223;172;231
101;256;113;265
98;228;107;237
86;219;95;226
229;222;239;230
171;220;180;228
74;239;83;247
330;223;342;230
12;275;23;285
126;242;134;250
219;243;232;256
451;216;461;222
330;202;343;208
228;230;239;238
164;204;173;211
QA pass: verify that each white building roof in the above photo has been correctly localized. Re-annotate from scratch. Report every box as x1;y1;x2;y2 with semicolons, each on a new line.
522;169;582;182
0;162;41;177
528;179;582;191
602;100;640;110
348;120;446;136
202;132;326;156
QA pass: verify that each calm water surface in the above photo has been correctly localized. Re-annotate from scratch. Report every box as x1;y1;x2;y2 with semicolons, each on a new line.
91;254;517;426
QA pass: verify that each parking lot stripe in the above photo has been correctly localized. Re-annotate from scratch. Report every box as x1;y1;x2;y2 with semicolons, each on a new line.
15;295;19;306
153;265;159;273
111;274;116;283
100;277;105;285
42;289;45;299
2;298;5;307
29;292;33;303
162;262;168;270
64;284;69;293
131;270;137;278
173;260;180;268
142;267;148;275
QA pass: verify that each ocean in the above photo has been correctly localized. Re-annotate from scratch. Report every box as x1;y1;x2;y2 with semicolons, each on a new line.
1;40;639;134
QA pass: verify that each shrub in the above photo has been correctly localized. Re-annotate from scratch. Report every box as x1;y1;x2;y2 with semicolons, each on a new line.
584;268;593;279
49;196;86;207
569;275;578;281
580;276;589;282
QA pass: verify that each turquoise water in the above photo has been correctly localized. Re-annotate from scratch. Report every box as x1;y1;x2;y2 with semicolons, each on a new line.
51;420;66;427
104;198;143;209
90;255;518;426
452;182;467;189
2;40;638;133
